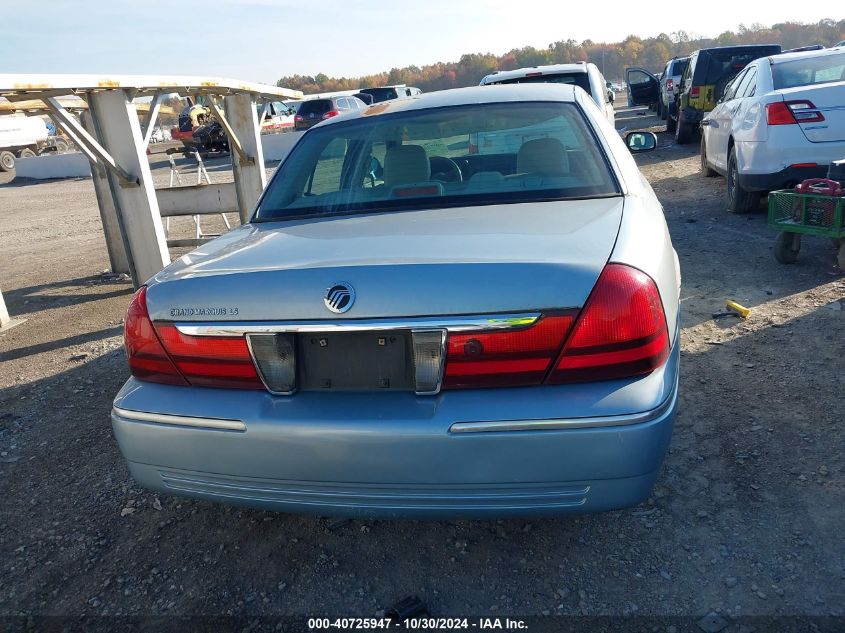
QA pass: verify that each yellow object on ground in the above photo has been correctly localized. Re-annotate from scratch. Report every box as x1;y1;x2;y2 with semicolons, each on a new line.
725;300;751;318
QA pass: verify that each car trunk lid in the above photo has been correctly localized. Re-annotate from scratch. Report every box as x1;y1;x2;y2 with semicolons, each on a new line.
146;198;624;322
778;82;845;143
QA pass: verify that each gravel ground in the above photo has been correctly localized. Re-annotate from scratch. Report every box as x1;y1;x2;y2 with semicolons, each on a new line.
0;105;843;631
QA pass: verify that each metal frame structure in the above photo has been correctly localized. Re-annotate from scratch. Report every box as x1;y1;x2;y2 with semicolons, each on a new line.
0;74;302;290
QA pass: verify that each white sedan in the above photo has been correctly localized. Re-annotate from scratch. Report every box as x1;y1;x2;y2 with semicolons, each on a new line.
700;47;845;212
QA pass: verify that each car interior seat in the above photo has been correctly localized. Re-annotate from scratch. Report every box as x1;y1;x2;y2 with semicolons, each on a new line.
383;145;431;187
516;138;570;176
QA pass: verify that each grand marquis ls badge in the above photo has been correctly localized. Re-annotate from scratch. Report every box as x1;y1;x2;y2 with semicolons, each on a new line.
324;282;355;314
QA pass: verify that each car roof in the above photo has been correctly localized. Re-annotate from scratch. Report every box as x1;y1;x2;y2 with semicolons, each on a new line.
481;63;592;84
310;84;582;128
768;46;845;64
693;44;780;57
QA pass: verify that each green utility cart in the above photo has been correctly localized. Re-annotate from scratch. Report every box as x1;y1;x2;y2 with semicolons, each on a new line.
768;178;845;268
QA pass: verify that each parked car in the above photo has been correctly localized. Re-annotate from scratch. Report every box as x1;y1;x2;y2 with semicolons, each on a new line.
352;92;375;105
833;41;845;48
294;96;367;131
701;47;845;212
148;127;166;143
657;57;689;122
358;85;421;103
628;45;782;143
112;84;680;519
480;62;616;127
257;101;297;133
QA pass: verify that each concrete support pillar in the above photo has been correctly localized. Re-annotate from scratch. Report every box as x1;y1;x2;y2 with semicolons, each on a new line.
0;287;9;326
81;111;131;275
88;90;169;287
224;93;266;224
0;286;25;332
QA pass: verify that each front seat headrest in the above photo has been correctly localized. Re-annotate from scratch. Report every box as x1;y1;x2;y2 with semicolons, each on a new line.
517;138;569;175
383;145;430;187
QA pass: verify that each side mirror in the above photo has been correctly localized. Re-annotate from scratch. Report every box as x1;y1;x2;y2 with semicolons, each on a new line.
625;131;658;153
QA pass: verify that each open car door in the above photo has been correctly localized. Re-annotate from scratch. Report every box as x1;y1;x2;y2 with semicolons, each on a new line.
626;68;659;107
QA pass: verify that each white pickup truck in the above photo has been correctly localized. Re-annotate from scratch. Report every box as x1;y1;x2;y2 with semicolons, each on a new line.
0;115;69;172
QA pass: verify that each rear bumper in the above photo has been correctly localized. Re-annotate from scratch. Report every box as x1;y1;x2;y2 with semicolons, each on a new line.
738;164;829;192
112;340;679;519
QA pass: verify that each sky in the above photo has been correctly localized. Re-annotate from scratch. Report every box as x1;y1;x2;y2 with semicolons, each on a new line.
1;0;840;85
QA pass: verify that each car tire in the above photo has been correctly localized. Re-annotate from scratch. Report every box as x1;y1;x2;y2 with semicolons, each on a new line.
660;101;668;120
774;232;801;264
674;111;694;144
18;148;37;159
0;150;15;172
700;137;718;177
54;139;69;153
666;109;677;133
727;146;760;213
656;99;662;118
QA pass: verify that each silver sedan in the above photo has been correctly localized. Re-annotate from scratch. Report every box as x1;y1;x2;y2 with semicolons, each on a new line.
113;84;680;518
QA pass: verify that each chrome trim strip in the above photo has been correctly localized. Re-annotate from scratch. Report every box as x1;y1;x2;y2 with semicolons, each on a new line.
449;386;677;433
175;313;541;337
112;406;246;432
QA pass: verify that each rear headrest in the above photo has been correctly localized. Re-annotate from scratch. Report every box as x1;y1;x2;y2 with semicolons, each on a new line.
517;138;569;175
383;145;430;187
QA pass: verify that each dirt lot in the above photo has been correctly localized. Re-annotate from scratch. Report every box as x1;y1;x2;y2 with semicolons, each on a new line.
1;105;843;631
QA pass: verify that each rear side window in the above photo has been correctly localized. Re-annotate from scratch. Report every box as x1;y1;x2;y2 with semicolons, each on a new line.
670;59;688;76
773;52;845;89
489;72;592;94
256;101;619;221
298;100;332;116
696;47;781;88
735;67;758;97
360;88;399;103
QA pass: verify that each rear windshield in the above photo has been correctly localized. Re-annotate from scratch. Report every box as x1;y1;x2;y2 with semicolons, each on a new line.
670;59;688;76
488;72;591;94
297;100;332;116
697;47;781;89
773;52;845;89
360;88;399;103
255;102;619;222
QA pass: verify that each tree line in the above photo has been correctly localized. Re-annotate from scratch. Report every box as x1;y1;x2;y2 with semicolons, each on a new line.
276;19;845;95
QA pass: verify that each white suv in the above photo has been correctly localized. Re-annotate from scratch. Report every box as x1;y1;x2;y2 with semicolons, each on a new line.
657;57;689;122
480;63;615;127
701;47;845;212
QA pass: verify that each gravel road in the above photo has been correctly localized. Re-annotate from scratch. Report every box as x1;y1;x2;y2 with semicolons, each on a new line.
0;105;842;631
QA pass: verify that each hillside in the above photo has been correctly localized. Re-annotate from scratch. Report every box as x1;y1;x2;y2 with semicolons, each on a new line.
276;19;845;94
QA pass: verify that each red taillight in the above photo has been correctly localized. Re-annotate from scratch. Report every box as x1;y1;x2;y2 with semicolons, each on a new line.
690;86;700;99
294;114;303;122
766;102;796;125
154;325;263;389
666;79;674;91
767;100;825;125
124;287;188;386
442;315;575;389
123;287;263;390
322;110;339;119
547;264;670;384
